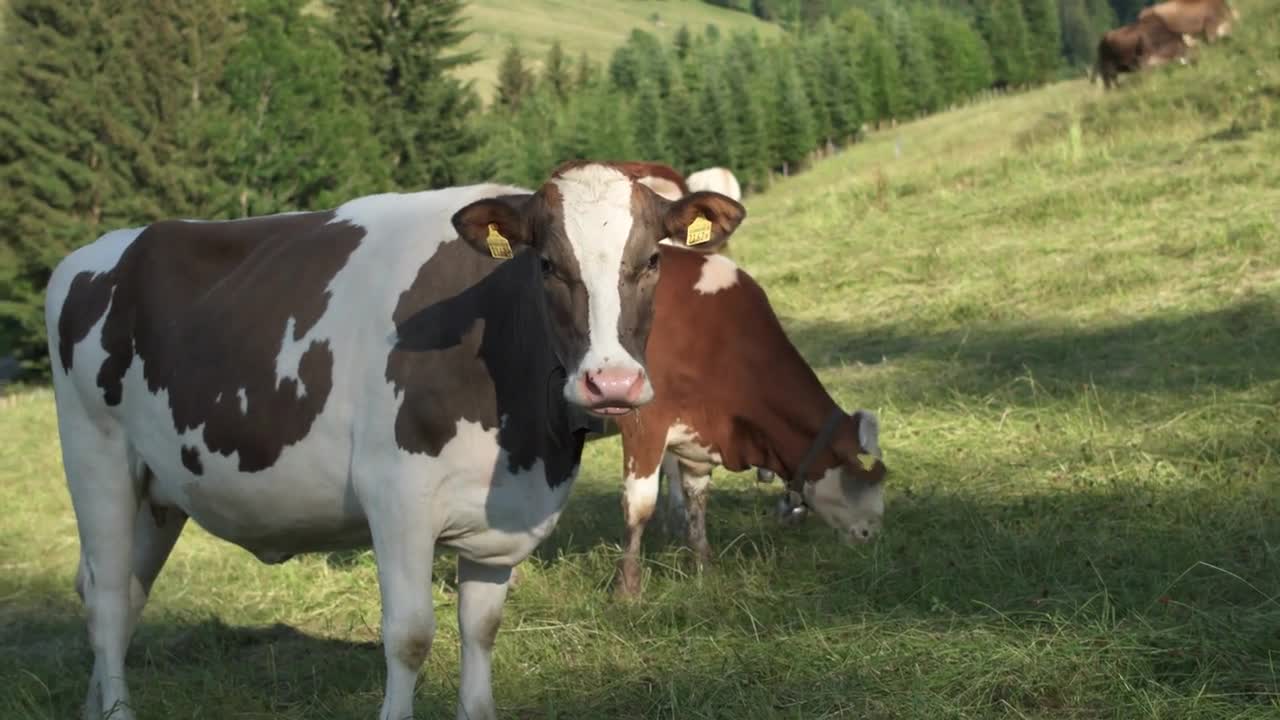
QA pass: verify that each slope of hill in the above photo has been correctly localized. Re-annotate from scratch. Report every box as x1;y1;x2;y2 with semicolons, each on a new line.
1;2;1277;718
454;0;780;100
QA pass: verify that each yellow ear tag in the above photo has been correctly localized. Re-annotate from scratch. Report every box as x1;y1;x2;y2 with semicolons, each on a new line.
486;223;513;259
685;214;713;246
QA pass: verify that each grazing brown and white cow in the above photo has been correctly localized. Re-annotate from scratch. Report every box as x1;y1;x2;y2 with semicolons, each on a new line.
46;162;744;720
1094;13;1196;89
632;161;691;201
686;166;743;202
608;246;887;597
1139;0;1238;43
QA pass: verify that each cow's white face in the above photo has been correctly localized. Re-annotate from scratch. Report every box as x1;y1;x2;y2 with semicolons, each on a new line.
783;410;887;544
803;468;885;544
451;162;746;417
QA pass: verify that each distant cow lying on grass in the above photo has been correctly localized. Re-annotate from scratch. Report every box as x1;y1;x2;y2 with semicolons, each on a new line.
1140;0;1239;43
605;245;888;597
1094;12;1197;89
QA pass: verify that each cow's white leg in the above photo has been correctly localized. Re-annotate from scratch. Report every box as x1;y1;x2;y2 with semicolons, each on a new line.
678;462;714;569
129;500;187;631
63;424;141;720
370;503;436;720
617;445;663;598
455;558;511;720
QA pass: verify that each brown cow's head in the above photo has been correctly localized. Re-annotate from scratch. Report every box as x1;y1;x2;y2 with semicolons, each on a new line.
782;410;887;544
452;162;745;417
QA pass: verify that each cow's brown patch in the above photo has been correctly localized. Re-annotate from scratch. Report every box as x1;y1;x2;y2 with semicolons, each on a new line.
387;234;586;488
57;270;118;373
181;446;203;475
56;211;361;473
550;160;690;196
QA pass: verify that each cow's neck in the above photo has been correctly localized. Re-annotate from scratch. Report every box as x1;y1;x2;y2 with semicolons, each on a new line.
473;251;587;485
724;330;853;482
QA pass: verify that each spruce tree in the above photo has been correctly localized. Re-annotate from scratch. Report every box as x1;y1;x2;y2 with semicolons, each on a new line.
664;75;702;174
820;22;868;144
215;0;387;218
1021;0;1063;82
691;62;735;170
496;43;534;111
631;79;671;164
1;0;239;371
1059;0;1096;68
768;51;817;174
327;0;480;189
542;40;572;102
674;24;693;60
854;23;904;123
575;51;596;89
920;6;995;106
980;0;1035;88
890;11;941;118
796;34;834;147
725;63;769;190
727;30;765;76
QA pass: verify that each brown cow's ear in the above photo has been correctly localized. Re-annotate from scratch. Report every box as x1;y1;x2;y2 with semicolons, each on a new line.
834;410;886;483
662;191;746;253
451;195;533;259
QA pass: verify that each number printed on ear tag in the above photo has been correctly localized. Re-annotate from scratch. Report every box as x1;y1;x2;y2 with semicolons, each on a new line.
686;214;713;246
486;223;513;259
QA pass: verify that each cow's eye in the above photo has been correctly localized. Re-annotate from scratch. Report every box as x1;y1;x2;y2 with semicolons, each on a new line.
540;256;554;277
646;251;661;271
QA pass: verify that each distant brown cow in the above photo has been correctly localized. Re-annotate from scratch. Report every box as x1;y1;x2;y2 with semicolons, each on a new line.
1139;0;1238;42
1094;13;1195;90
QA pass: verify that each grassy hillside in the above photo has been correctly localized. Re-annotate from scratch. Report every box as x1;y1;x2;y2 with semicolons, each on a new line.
2;2;1277;719
298;0;779;103
455;0;779;101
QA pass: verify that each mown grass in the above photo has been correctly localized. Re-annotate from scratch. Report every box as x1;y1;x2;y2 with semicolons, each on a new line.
2;3;1279;718
300;0;778;103
453;0;778;102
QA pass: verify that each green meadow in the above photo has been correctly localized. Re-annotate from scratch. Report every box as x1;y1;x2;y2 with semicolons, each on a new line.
2;3;1278;718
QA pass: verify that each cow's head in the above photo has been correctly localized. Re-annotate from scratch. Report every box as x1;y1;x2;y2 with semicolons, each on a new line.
452;162;745;416
781;410;887;544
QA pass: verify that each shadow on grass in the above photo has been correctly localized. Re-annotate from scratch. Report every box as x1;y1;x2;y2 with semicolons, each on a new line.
782;295;1280;399
4;469;1275;718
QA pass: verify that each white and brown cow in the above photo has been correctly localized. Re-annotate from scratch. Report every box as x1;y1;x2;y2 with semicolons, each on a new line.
607;246;887;596
45;162;744;720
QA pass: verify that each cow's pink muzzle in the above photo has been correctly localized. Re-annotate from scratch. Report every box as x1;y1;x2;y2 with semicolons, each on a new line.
578;368;648;416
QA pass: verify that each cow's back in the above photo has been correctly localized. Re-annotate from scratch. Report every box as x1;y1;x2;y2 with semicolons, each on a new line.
49;210;359;457
45;184;536;555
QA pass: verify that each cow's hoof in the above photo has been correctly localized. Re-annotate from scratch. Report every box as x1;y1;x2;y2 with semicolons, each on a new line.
691;548;715;574
613;564;642;600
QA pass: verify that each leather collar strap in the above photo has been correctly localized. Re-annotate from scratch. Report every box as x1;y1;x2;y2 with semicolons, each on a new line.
786;407;847;500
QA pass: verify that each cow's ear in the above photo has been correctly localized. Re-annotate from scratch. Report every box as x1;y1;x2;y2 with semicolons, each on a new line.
451;194;533;259
662;191;746;253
